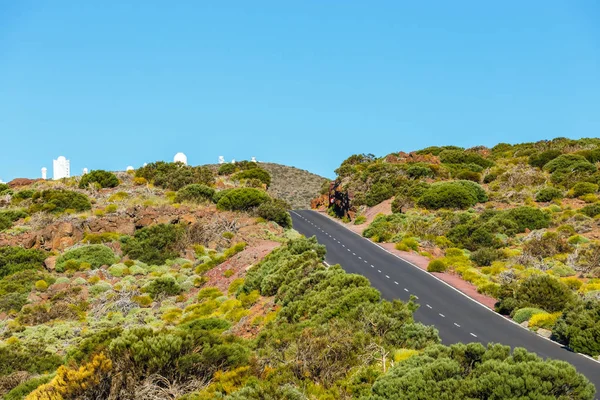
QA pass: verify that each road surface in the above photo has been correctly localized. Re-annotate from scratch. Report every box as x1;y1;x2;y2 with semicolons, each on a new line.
291;209;600;395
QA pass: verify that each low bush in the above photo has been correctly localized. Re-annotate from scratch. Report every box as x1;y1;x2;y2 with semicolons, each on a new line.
234;168;271;187
418;181;486;210
470;247;500;266
216;188;270;211
553;300;600;357
143;277;182;299
218;163;236;175
82;232;121;244
135;161;215;190
427;259;447;273
528;149;562;168
121;223;185;265
29;189;91;214
535;187;563;202
0;247;47;278
569;182;598;198
79;170;119;189
354;215;367;225
529;312;560;329
395;237;419;252
175;184;216;204
56;245;117;272
365;183;394;207
580;203;600;218
256;200;292;228
512;307;545;324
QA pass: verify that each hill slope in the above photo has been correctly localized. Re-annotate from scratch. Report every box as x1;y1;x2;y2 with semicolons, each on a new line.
315;137;600;361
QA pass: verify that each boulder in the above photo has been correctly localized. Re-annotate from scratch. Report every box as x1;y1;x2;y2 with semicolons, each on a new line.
44;256;57;271
537;328;552;339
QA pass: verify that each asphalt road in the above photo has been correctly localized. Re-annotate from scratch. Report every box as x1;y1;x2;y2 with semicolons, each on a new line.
291;209;600;395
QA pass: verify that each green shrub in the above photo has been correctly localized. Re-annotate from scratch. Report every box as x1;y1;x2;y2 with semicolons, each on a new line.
427;259;447;273
544;154;595;173
528;149;562;168
418;181;486;209
56;245;117;272
569;182;599;198
553;300;600;357
218;163;236;175
79;170;119;189
29;189;91;214
256;200;292;228
135;161;215;190
0;341;63;377
535;187;563;202
580;203;600;218
0;182;9;194
405;164;433;179
367;342;595;399
83;232;121;244
4;374;54;400
175;184;216;204
234;168;271;187
0;209;28;231
395;237;419;252
354;215;367;225
504;206;550;232
509;275;573;313
0;247;47;278
470;247;500;266
143;277;182;299
512;307;545;324
108;264;130;277
365;183;394;207
216;188;271;211
455;170;481;182
439;150;493;168
121;223;185;265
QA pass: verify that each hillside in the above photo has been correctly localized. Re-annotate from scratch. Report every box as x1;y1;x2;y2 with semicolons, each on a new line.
204;161;328;209
0;157;595;399
314;137;600;361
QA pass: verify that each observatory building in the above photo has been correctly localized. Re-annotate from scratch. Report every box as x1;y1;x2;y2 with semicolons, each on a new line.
53;156;70;180
41;167;47;180
174;152;188;165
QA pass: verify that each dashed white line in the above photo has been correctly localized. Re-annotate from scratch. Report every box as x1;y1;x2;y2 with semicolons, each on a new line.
342;244;345;247
358;256;362;259
371;265;374;268
454;323;461;327
352;252;356;256
394;281;399;285
439;313;445;318
377;270;381;273
403;288;409;292
364;260;367;263
426;304;432;309
385;275;390;279
470;333;477;338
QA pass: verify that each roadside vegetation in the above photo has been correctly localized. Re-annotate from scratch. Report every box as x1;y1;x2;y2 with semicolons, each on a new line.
318;137;600;359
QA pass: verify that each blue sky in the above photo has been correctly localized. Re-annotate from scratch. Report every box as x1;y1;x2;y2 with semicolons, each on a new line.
1;1;599;180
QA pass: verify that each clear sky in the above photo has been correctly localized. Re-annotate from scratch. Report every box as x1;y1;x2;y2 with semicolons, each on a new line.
1;1;599;180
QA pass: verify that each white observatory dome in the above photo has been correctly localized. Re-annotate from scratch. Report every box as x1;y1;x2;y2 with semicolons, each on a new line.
174;152;188;165
126;166;134;171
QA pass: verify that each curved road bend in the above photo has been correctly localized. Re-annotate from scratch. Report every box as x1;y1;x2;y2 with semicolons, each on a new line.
291;210;600;395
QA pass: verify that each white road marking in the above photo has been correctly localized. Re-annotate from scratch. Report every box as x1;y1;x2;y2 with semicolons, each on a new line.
358;256;362;259
377;269;381;273
404;288;409;292
470;333;477;338
364;260;368;263
439;313;445;318
353;252;356;256
385;275;390;278
454;323;461;327
394;281;399;285
426;304;432;309
371;265;374;268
